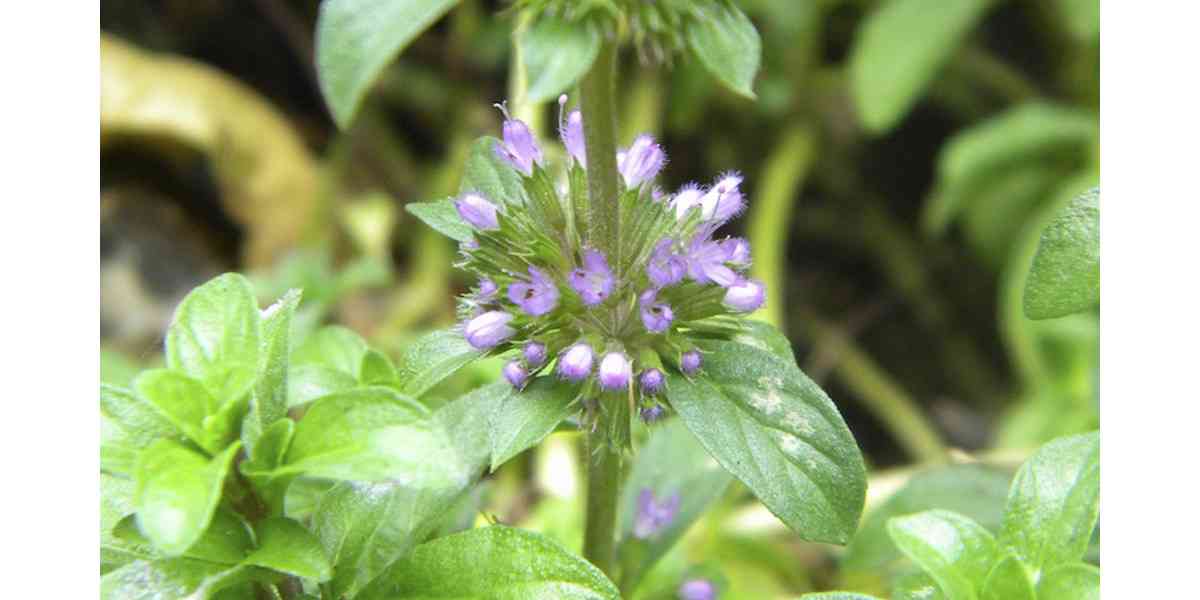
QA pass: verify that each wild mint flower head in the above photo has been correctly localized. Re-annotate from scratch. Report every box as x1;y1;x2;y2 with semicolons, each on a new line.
451;99;766;423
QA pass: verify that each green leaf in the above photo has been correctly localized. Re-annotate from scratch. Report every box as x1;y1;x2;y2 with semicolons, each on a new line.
361;349;401;388
459;136;530;207
114;508;254;565
165;273;261;402
686;0;761;99
980;554;1035;600
244;289;300;454
522;15;601;103
1023;187;1100;319
1052;0;1100;40
316;0;462;128
101;558;253;600
134;440;241;556
103;473;147;572
894;572;947;600
406;199;473;242
617;419;734;592
488;377;576;471
666;338;866;544
1036;563;1099;600
730;319;795;361
101;384;178;476
799;594;887;600
887;510;996;600
359;526;620;599
849;0;993;132
292;326;369;378
133;369;220;453
244;517;332;582
288;364;359;408
395;328;483;398
997;431;1099;572
241;418;296;513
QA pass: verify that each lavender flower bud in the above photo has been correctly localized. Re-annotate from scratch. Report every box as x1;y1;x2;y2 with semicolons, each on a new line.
494;115;543;176
639;368;666;396
634;488;680;538
647;238;686;288
685;236;739;287
568;249;614;306
523;341;547;368
671;183;705;220
723;278;765;312
619;134;667;187
680;350;702;375
721;238;751;266
557;343;594;381
463;310;515;350
455;192;499;230
561;109;586;168
502;360;529;389
700;172;744;222
677;579;716;600
640;404;666;423
508;266;559;316
639;289;674;333
598;352;632;391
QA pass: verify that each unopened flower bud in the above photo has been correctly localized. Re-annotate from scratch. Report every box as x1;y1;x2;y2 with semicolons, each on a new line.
598;352;632;391
494;113;543;176
557;343;594;381
455;192;499;230
463;311;515;350
523;341;547;368
723;278;765;312
680;350;703;375
502;360;529;389
619;134;666;187
640;368;666;396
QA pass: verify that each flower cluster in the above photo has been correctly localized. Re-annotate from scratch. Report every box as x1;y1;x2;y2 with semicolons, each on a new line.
457;97;765;420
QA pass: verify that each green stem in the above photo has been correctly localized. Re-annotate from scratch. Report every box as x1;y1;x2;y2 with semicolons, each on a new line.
579;40;621;262
582;419;622;578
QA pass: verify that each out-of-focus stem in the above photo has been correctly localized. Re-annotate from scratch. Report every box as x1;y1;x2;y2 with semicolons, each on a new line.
582;417;621;578
579;41;621;263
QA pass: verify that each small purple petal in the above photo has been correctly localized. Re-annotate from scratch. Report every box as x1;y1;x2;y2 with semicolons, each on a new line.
700;172;744;222
721;238;752;266
502;360;529;389
598;352;632;391
495;117;543;176
639;369;666;396
639;289;674;333
476;277;498;303
671;183;705;220
463;311;515;350
680;351;702;375
618;134;666;187
677;579;716;600
634;488;681;538
568;249;614;306
723;278;765;312
508;266;559;316
523;341;547;368
557;343;594;381
561;109;586;168
455;192;499;230
647;239;686;288
685;236;739;287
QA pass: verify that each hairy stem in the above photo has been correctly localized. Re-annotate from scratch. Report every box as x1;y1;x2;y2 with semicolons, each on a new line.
582;419;622;578
579;40;621;264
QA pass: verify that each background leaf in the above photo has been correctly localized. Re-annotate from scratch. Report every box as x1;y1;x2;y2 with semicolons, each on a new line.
1023;187;1100;319
488;377;575;471
666;337;866;544
292;326;369;378
850;0;993;132
406;200;474;242
243;517;332;582
395;327;483;398
887;510;997;600
979;554;1035;600
686;0;762;99
316;0;462;128
134;441;241;556
523;15;601;103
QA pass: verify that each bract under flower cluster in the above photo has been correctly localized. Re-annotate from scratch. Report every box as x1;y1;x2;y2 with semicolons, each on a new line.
456;98;765;422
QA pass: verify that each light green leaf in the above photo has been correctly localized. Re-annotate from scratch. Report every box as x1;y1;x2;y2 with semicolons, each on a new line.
686;0;761;99
292;326;369;378
406;200;473;242
359;526;620;599
799;594;888;600
240;418;296;514
1023;188;1100;319
1036;563;1099;600
980;554;1035;600
617;419;734;592
288;364;359;408
134;440;241;556
849;0;993;132
395;328;483;398
522;15;601;103
887;510;996;600
666;337;866;544
133;369;219;453
103;473;147;572
488;377;575;471
361;349;401;388
997;431;1099;572
165;273;261;403
316;0;462;128
894;572;947;600
244;289;300;454
244;517;332;582
101;558;253;600
459;136;530;207
101;384;179;476
114;508;254;566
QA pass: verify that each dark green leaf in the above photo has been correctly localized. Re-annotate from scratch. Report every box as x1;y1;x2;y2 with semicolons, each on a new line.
244;289;300;454
980;554;1035;600
849;0;993;132
887;510;996;600
134;440;241;556
1023;187;1100;319
292;326;368;378
666;338;866;544
359;526;620;599
361;349;401;388
617;419;733;592
459;136;530;207
288;364;359;408
101;558;253;600
316;0;462;128
395;328;483;398
686;0;761;99
165;273;261;403
114;509;254;565
997;431;1099;572
244;517;332;581
1036;563;1099;600
488;377;576;471
101;384;178;476
522;15;601;103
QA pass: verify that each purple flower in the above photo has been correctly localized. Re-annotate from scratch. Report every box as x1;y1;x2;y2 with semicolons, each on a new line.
508;266;559;316
503;360;529;389
557;343;594;381
680;350;702;375
640;368;666;396
685;236;739;287
700;172;744;222
561;109;586;168
721;238;751;266
568;249;614;306
647;239;686;288
493;111;543;176
455;192;499;230
677;579;716;600
634;488;680;538
463;311;515;350
639;289;674;333
523;341;547;368
476;277;498;303
640;404;666;423
723;278;765;312
671;183;705;220
619;134;666;187
598;352;632;391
